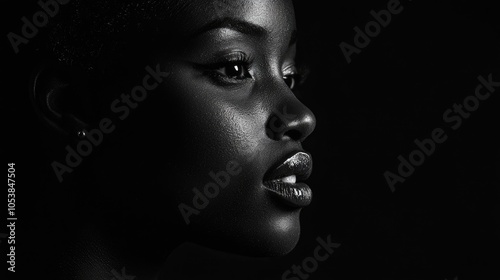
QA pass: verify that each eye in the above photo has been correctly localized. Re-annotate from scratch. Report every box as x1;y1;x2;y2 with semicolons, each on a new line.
283;64;308;91
197;52;254;86
216;63;250;80
283;74;297;90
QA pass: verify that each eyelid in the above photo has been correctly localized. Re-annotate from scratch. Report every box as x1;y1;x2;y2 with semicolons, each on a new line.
282;63;298;75
206;51;251;68
283;63;310;90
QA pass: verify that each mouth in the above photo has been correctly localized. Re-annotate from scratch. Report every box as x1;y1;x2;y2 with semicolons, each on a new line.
263;151;313;208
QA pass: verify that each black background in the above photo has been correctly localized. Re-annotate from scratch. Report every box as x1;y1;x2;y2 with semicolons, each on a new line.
3;0;500;279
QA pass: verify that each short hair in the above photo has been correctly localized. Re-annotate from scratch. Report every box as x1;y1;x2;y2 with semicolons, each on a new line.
47;0;192;71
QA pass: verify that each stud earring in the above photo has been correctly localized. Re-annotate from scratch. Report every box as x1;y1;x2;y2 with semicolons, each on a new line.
76;130;87;139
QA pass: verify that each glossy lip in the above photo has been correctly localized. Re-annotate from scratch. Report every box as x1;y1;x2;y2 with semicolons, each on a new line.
263;151;313;208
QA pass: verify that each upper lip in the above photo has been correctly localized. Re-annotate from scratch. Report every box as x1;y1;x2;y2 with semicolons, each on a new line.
263;151;313;182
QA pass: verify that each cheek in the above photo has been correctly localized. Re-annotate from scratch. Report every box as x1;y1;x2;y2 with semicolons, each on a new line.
152;70;301;255
162;68;267;175
157;76;262;194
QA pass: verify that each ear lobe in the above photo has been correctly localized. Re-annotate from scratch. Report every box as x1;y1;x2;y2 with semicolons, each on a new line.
30;62;88;137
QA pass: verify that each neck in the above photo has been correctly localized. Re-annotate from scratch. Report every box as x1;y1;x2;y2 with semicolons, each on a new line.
30;168;188;279
48;222;184;280
31;205;185;280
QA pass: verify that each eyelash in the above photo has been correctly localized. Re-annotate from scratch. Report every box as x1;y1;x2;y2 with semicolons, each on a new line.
283;69;307;91
203;53;253;86
200;53;307;90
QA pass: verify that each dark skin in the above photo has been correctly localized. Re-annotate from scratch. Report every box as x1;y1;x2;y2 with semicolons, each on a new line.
31;0;315;279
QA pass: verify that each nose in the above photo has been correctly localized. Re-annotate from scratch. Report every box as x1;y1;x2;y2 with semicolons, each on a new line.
266;97;316;142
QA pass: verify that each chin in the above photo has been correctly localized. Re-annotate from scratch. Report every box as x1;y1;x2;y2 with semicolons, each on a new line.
255;209;302;257
190;208;303;257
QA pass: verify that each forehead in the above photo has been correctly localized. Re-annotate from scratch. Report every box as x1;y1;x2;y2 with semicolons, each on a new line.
47;0;297;69
174;0;296;38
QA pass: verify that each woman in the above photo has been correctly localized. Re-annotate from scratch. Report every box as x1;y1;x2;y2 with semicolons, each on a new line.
27;0;316;279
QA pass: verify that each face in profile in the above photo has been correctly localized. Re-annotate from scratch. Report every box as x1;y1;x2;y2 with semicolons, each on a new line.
35;0;316;259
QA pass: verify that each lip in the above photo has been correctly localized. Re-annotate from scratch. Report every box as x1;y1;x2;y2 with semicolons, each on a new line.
263;151;313;208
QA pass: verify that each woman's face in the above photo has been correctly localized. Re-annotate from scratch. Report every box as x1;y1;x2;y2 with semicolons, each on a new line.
95;0;316;257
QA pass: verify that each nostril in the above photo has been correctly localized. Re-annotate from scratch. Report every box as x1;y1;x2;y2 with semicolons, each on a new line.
266;115;285;140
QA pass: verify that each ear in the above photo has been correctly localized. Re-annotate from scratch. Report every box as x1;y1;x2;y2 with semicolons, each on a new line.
30;60;89;138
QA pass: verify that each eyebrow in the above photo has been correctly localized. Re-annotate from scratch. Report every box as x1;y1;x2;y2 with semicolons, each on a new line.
192;17;266;38
191;17;297;46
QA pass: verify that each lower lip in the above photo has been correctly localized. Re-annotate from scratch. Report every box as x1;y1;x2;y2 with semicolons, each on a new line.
263;181;312;208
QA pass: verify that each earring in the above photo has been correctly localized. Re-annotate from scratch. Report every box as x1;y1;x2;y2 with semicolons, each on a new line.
76;129;87;139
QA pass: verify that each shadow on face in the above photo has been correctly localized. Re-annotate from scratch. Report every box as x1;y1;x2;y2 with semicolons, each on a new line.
33;0;316;258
